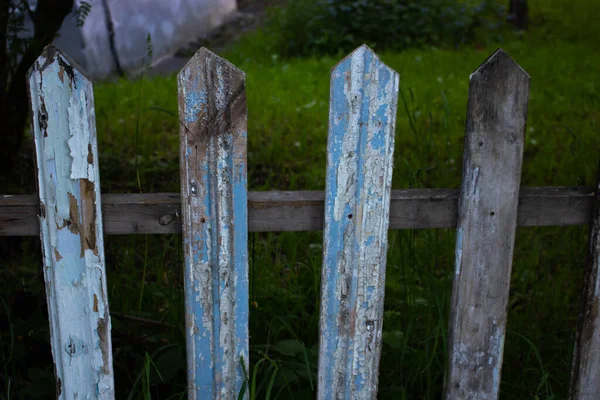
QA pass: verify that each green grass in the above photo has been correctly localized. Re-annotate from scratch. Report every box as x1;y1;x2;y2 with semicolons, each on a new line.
1;0;599;398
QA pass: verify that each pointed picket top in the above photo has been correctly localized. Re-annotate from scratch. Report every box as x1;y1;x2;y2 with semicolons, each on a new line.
330;44;395;73
318;45;399;399
28;45;114;398
179;46;244;77
329;44;399;95
28;45;91;84
177;47;249;399
469;48;530;82
178;47;246;125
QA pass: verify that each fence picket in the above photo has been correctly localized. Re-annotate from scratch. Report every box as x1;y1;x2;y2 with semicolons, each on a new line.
177;48;249;399
570;161;600;400
318;45;399;399
27;46;114;399
445;49;530;399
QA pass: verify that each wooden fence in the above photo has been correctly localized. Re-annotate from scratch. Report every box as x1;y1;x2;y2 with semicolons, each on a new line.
1;44;598;399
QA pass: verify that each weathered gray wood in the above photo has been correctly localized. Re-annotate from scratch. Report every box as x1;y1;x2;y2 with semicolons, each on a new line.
445;49;530;399
0;187;594;236
27;46;115;399
177;47;248;399
570;162;600;400
318;45;399;399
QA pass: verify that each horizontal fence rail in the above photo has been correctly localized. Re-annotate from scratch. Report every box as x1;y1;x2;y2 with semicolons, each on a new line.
0;187;594;236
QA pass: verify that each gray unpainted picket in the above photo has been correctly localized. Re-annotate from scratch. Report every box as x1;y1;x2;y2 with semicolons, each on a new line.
570;161;600;400
445;49;530;399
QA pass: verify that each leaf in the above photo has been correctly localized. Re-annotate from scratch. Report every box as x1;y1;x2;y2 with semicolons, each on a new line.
251;358;267;399
238;381;248;400
23;368;55;398
301;343;314;390
265;364;279;400
273;367;298;388
382;331;405;349
153;346;184;382
274;339;304;356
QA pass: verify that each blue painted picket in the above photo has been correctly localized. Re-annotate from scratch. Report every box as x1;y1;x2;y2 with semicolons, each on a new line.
318;45;400;399
177;48;249;399
27;46;115;398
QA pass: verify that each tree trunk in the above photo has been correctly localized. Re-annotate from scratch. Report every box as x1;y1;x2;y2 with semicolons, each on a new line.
0;1;9;95
0;0;74;264
0;0;74;186
508;0;529;30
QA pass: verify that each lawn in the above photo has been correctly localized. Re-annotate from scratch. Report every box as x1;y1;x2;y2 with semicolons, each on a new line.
2;0;599;398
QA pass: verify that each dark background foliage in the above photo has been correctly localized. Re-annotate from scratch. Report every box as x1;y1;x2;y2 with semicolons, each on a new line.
265;0;507;58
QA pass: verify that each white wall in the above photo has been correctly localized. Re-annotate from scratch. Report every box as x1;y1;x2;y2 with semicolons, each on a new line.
52;0;236;79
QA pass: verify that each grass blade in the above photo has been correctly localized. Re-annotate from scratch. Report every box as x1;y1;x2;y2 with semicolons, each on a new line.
301;343;313;390
265;364;280;400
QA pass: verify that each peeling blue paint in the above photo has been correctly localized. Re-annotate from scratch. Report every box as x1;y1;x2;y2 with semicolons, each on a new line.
28;47;114;399
489;322;505;397
319;45;399;399
178;48;248;400
183;72;208;123
455;227;464;276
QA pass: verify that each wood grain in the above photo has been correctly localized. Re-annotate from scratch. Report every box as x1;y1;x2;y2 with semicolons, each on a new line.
570;161;600;400
318;45;399;400
27;46;115;399
445;49;530;399
177;47;248;400
0;187;593;236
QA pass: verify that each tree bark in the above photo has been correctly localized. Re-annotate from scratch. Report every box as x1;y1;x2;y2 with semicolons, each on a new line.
508;0;529;30
0;0;9;95
0;0;74;184
0;0;74;264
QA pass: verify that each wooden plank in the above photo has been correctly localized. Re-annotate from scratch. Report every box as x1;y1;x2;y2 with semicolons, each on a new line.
0;187;594;236
177;48;248;399
570;161;600;400
445;49;530;399
27;46;115;399
318;45;399;399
